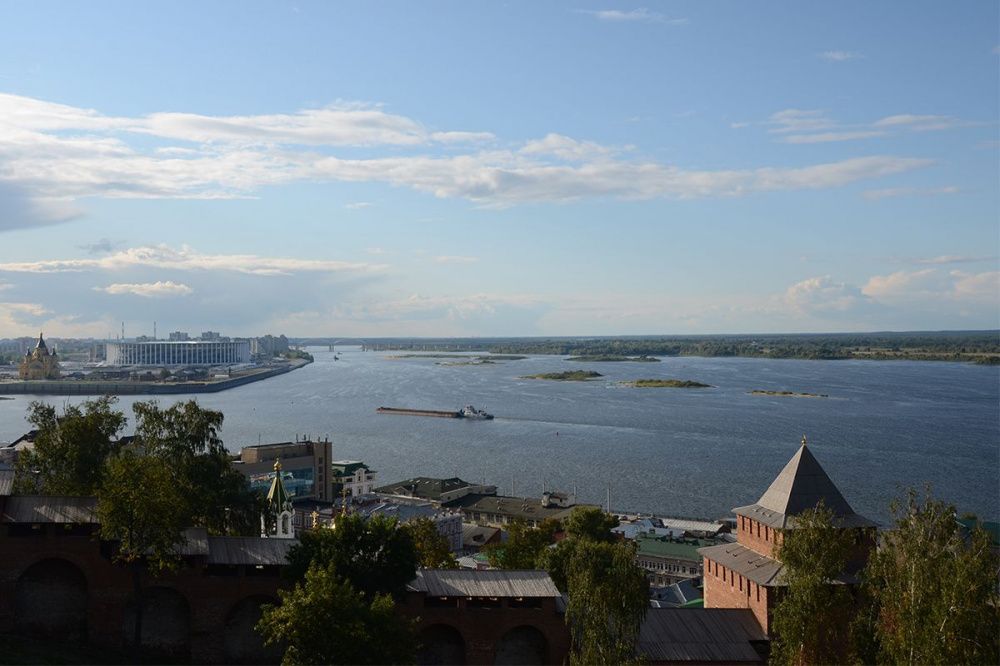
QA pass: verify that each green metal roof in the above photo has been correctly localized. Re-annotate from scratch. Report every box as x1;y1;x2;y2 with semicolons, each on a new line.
635;534;716;562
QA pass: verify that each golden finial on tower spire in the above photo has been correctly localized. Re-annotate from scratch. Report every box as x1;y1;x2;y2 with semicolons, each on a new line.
801;434;808;447
273;459;282;472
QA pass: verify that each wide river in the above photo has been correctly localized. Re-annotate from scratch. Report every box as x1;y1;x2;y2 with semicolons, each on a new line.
1;348;997;524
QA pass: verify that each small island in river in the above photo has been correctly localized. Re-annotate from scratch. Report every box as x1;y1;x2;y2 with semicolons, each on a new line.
749;390;828;398
567;355;660;362
522;370;603;381
622;379;712;388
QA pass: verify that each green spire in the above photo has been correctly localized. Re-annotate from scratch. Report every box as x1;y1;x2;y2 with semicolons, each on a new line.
267;459;291;512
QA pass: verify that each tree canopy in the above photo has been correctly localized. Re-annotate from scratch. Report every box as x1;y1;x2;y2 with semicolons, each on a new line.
14;396;126;495
860;489;1000;665
403;517;458;569
257;563;416;665
769;504;857;666
285;513;418;598
484;518;560;569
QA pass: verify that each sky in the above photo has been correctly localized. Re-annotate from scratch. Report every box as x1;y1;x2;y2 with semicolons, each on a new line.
0;1;997;338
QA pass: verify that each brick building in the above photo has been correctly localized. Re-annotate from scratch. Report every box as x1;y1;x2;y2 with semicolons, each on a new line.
403;569;571;665
698;438;876;634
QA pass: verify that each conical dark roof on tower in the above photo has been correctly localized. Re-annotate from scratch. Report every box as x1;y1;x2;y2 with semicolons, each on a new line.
733;440;875;529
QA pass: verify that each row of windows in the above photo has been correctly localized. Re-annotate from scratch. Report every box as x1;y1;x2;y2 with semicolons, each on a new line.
639;558;700;575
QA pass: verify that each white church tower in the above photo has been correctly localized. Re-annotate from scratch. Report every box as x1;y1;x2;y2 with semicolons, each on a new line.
262;459;295;539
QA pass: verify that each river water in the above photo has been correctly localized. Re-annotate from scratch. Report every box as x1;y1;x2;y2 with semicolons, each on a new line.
1;347;997;524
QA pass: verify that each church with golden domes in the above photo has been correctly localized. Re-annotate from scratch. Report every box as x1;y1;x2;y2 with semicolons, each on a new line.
18;333;61;380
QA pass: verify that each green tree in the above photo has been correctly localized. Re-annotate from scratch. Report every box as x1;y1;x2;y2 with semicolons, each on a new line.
862;489;1000;665
97;450;187;656
563;539;648;665
485;518;560;569
257;563;416;665
564;505;619;542
285;514;418;597
14;396;126;495
404;517;458;569
132;400;259;535
769;504;856;666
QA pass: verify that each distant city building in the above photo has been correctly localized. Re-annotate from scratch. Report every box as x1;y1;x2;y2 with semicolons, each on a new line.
200;331;223;341
168;331;190;341
331;460;377;498
635;533;716;586
104;339;250;366
446;493;592;529
18;333;60;380
250;334;290;359
375;476;498;505
236;438;333;502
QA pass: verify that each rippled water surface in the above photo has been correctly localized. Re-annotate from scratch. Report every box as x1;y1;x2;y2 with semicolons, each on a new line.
2;348;997;523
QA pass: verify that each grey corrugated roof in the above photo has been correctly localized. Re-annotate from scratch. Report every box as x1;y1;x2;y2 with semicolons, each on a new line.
461;523;499;546
0;470;14;497
206;536;298;566
1;496;98;523
698;542;785;587
446;493;582;523
175;527;210;555
407;569;560;598
733;444;875;529
637;608;766;663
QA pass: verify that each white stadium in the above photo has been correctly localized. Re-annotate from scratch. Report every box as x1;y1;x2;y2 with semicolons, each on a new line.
105;340;251;367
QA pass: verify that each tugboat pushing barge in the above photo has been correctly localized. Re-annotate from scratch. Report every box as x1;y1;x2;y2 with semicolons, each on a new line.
376;405;494;420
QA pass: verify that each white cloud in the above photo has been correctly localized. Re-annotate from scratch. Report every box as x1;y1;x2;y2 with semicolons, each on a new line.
767;109;835;134
579;8;687;24
520;133;615;161
345;201;373;209
861;268;998;306
862;185;959;200
95;281;194;298
783;276;870;314
0;94;935;213
0;244;385;276
0;301;50;317
433;255;479;264
914;254;996;265
783;130;886;144
819;51;863;62
872;114;957;131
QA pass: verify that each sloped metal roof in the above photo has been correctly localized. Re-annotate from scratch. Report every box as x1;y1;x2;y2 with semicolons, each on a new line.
407;569;560;598
733;443;875;529
1;495;98;523
0;470;14;497
698;542;785;587
206;536;297;566
637;608;766;663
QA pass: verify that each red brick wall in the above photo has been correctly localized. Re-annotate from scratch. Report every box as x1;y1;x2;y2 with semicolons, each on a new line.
736;516;782;559
702;556;772;634
0;525;287;663
402;593;571;665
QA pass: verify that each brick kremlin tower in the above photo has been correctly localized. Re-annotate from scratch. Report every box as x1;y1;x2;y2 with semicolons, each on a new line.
698;437;876;634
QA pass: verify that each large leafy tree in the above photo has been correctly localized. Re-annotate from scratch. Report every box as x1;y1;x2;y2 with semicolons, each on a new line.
132;400;260;534
257;563;416;665
769;504;857;666
403;517;458;569
285;514;418;598
563;539;648;665
861;489;1000;665
97;449;187;655
564;505;619;542
485;518;560;569
14;396;126;495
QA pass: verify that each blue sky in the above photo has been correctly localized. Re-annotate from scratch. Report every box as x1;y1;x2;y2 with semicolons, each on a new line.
0;1;997;337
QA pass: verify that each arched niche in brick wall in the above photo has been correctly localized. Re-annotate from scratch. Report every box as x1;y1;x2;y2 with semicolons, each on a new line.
416;623;466;665
494;624;547;665
121;585;191;660
14;558;89;642
224;594;284;664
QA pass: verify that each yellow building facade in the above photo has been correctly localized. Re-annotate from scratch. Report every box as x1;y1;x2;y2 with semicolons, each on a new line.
19;333;61;380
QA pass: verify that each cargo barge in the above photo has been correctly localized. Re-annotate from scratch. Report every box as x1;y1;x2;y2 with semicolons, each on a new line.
376;405;494;420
